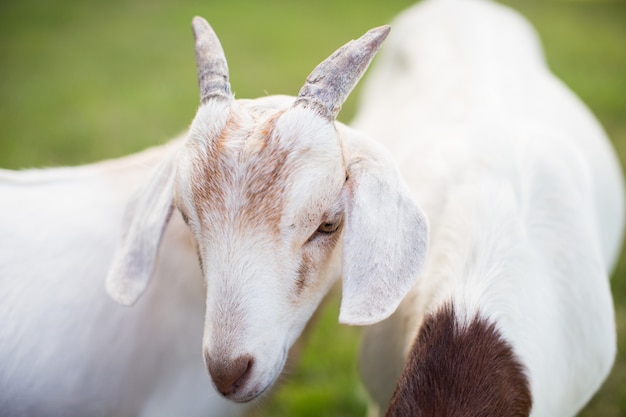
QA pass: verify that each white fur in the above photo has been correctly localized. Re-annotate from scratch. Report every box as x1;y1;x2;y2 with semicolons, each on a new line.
354;0;624;416
0;143;245;416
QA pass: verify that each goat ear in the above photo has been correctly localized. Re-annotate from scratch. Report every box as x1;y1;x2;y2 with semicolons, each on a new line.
105;153;176;306
338;132;429;326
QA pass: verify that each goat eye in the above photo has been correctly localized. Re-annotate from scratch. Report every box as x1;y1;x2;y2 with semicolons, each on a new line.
305;215;344;243
317;220;342;234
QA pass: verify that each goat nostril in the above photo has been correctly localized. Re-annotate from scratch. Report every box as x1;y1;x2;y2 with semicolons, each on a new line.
207;354;254;397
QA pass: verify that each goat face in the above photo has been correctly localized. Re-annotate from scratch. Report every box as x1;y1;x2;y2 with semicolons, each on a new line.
176;97;346;401
106;17;429;403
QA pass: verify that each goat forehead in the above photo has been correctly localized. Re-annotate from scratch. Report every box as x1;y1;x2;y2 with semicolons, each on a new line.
236;95;295;118
185;106;344;233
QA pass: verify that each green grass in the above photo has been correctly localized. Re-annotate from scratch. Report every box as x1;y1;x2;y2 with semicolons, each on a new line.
1;0;625;415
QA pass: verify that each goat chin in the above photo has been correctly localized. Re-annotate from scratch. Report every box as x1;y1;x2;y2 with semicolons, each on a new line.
353;1;624;416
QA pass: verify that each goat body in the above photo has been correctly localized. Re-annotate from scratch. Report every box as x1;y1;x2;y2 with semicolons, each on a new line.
353;0;625;416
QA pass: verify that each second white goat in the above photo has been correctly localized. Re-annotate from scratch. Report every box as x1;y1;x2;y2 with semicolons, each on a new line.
352;1;625;416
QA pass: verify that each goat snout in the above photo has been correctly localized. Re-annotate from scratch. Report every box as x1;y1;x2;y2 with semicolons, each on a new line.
206;353;255;398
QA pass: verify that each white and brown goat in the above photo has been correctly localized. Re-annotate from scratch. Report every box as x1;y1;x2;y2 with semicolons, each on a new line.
352;1;625;416
0;16;427;416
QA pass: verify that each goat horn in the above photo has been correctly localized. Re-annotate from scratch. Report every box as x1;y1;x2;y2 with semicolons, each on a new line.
192;16;232;103
295;25;390;120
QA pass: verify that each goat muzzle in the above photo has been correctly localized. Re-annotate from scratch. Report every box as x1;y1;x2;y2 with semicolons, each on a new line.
205;352;255;399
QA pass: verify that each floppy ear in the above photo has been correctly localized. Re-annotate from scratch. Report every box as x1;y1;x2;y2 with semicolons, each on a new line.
338;130;429;326
105;153;176;306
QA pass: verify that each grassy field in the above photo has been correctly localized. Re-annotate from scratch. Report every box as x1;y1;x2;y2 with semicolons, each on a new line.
1;0;624;415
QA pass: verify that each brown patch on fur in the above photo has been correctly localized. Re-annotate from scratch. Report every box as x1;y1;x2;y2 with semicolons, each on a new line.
189;110;292;235
385;304;532;417
293;224;343;300
243;139;291;233
295;253;313;296
189;115;241;222
195;243;205;275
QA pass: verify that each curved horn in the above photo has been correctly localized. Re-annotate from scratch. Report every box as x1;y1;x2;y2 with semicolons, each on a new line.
295;25;390;119
192;16;232;103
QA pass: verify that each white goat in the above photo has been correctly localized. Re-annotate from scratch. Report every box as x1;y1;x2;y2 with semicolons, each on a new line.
352;1;625;416
0;16;428;415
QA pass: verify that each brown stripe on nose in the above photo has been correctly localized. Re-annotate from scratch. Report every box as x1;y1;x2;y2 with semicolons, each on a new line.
206;352;254;397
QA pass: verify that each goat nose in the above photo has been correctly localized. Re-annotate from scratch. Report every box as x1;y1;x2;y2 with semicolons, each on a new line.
207;354;254;396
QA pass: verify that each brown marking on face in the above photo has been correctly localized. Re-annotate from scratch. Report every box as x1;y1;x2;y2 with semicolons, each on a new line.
242;122;291;233
195;242;205;275
186;110;295;237
295;253;311;296
385;303;532;417
179;209;190;226
292;221;343;300
188;114;241;225
242;110;285;155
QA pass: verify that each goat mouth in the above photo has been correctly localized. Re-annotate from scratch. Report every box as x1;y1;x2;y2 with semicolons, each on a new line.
227;349;288;403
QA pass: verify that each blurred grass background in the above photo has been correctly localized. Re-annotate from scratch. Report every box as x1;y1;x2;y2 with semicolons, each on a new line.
0;0;624;415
